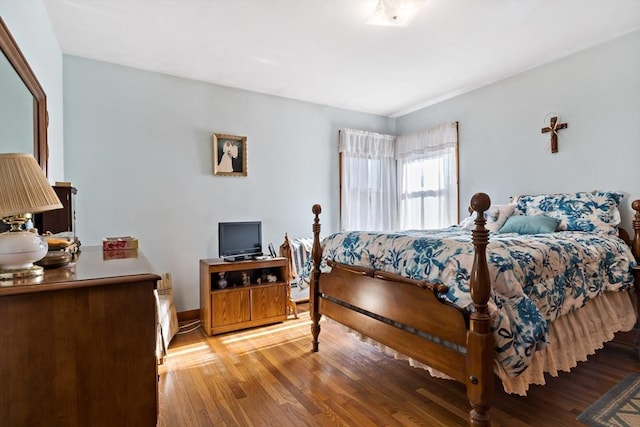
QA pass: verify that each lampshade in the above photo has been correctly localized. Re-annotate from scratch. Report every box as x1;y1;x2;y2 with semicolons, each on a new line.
0;153;63;217
0;153;63;279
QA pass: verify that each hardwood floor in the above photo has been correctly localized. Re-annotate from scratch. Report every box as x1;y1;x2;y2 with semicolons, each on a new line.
158;305;640;426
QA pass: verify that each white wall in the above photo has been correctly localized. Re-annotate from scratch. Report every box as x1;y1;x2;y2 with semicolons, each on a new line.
63;56;394;311
397;30;640;228
0;1;64;181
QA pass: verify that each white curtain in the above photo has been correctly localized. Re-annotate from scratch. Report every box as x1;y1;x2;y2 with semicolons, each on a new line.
396;122;458;230
340;129;397;231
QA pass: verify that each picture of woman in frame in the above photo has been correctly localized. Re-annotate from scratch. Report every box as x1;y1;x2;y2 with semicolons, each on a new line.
217;140;238;172
212;133;247;176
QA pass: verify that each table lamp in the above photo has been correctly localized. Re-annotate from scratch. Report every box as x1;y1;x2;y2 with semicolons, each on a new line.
0;153;63;279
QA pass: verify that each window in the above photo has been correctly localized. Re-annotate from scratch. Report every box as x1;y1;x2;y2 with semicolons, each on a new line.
396;123;458;230
340;123;458;231
339;129;397;231
398;148;457;229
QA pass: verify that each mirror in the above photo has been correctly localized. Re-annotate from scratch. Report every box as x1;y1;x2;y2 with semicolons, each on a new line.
0;17;48;175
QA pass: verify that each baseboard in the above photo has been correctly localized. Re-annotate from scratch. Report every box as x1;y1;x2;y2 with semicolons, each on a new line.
177;309;200;323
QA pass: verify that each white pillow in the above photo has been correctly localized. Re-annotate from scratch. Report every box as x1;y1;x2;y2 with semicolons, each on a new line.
459;204;515;232
458;214;475;230
486;204;516;232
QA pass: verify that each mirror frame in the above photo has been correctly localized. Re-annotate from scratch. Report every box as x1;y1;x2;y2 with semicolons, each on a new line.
0;17;48;175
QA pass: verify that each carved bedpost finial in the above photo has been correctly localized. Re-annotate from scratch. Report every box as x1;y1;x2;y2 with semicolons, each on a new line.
631;200;640;262
470;192;491;214
467;192;493;427
311;204;323;352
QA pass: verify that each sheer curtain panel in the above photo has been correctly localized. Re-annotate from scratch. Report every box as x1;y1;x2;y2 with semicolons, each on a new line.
396;122;458;230
340;129;397;231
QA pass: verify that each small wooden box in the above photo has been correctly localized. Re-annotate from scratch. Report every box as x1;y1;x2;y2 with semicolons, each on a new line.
102;236;138;251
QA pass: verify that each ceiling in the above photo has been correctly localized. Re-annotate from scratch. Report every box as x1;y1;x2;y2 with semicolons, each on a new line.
44;0;640;117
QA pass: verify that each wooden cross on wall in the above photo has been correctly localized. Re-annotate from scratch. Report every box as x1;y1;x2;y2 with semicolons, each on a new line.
541;116;568;154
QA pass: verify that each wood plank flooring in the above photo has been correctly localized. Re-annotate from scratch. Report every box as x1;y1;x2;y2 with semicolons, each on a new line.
158;306;640;426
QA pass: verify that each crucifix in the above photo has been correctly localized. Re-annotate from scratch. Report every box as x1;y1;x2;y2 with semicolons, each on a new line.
541;116;568;154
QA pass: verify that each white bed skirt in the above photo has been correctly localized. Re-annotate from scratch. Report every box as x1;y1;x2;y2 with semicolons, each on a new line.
334;290;636;396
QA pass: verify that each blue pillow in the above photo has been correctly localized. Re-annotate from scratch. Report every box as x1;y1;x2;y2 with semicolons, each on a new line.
499;215;559;234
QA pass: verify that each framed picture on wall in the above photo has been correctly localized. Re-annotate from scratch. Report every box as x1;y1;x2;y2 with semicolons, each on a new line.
212;133;247;177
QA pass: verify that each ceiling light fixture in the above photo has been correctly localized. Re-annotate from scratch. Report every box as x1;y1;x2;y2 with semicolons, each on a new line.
367;0;425;27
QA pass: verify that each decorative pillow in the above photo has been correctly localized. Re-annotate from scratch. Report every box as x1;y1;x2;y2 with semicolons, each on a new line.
499;215;560;234
459;204;516;232
485;204;516;232
458;214;475;230
513;191;623;235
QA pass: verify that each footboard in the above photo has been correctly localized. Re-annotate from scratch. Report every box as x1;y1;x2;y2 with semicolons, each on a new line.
309;193;493;427
319;261;468;382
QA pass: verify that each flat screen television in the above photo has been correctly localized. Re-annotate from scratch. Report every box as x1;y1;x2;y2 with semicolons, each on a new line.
218;221;262;261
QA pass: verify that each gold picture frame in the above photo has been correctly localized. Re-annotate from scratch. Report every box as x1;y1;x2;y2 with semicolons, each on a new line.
212;133;247;177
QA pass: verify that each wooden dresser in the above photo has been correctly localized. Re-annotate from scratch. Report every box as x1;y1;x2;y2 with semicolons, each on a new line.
0;246;160;427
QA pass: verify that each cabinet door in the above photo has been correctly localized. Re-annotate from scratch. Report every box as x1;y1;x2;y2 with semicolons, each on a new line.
251;285;286;320
212;289;250;327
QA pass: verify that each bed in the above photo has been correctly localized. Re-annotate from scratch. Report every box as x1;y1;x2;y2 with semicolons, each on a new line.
300;191;640;427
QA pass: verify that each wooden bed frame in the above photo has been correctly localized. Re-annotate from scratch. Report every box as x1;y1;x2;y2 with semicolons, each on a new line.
302;193;640;427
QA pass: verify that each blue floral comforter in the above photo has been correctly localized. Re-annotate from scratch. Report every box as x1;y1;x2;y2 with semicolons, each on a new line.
314;228;636;377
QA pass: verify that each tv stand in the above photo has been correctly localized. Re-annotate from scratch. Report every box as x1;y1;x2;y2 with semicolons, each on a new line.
199;257;291;335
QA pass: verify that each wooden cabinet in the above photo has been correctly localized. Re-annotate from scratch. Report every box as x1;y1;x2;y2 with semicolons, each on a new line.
200;257;289;335
0;246;159;427
34;185;77;235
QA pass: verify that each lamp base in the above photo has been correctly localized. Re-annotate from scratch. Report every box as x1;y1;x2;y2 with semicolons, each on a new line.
0;265;44;280
0;228;48;275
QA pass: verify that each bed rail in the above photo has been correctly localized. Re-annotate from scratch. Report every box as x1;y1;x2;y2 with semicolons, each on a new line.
325;260;450;294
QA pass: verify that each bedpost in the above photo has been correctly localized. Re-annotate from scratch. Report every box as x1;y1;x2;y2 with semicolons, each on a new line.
467;193;493;427
278;234;299;319
631;200;640;262
279;233;293;282
311;204;322;352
